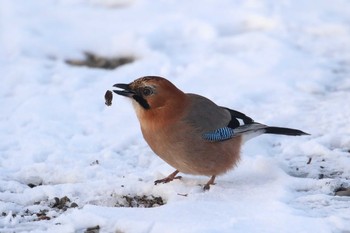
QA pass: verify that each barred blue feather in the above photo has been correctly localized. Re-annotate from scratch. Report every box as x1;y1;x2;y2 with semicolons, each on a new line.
202;127;235;142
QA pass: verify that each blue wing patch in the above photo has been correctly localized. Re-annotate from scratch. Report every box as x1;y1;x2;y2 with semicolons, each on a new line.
202;127;235;142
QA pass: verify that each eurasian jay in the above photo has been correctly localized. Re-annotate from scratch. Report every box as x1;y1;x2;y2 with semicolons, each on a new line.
113;76;308;190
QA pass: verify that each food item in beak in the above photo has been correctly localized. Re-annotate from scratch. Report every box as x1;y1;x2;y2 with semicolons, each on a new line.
105;90;113;106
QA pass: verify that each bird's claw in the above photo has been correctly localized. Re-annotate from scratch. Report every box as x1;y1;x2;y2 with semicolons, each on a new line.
154;176;182;185
202;175;216;191
203;184;211;191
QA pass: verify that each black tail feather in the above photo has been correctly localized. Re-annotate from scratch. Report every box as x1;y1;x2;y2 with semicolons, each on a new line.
265;127;309;136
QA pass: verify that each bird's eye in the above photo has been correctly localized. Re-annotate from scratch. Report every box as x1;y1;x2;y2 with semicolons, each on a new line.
142;87;153;96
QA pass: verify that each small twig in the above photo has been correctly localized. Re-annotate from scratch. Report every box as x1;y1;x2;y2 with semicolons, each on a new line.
306;157;312;164
177;193;188;197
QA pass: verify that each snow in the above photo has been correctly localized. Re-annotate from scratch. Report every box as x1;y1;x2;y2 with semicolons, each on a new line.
1;0;350;232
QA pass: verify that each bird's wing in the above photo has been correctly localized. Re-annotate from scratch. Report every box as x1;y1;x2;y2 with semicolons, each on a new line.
202;107;267;142
185;94;232;132
223;107;254;128
185;94;267;142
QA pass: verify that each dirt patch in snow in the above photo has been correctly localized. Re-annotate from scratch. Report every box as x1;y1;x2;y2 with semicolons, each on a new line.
65;52;134;69
115;194;165;208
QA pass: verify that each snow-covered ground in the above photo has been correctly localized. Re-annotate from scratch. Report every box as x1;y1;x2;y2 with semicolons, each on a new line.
1;0;350;232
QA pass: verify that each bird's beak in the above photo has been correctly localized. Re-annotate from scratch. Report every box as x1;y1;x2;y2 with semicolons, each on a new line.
113;83;135;97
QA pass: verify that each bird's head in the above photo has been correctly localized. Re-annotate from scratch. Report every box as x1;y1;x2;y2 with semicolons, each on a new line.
113;76;186;114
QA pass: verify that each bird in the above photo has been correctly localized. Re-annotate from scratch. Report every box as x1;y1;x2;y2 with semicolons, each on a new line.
113;76;309;190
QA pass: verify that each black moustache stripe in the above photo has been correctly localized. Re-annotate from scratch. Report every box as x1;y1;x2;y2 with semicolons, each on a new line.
132;95;150;110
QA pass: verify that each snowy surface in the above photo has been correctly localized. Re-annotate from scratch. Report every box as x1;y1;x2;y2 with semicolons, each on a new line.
1;0;350;232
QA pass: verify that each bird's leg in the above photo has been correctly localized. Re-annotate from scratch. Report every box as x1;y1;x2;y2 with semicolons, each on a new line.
203;175;216;191
154;170;182;185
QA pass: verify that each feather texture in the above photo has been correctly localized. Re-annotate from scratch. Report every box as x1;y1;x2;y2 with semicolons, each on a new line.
113;76;309;190
202;127;235;142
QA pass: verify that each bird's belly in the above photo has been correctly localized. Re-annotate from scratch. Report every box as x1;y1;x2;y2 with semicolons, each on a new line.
143;127;242;176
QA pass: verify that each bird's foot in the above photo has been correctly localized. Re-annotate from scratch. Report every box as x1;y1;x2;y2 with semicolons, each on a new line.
154;176;182;185
154;170;182;185
203;175;216;191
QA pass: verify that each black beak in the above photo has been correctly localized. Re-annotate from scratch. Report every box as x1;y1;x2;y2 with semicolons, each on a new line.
113;83;135;97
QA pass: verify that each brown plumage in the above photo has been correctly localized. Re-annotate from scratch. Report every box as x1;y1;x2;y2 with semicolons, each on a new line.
113;76;309;190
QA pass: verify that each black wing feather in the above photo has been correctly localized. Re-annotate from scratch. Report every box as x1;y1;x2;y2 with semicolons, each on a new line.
202;107;309;142
222;107;254;129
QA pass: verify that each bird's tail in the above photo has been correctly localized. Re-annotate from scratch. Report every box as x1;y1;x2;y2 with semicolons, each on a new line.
264;127;309;136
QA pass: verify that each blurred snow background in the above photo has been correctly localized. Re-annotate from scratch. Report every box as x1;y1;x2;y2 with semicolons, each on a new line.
1;0;350;232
